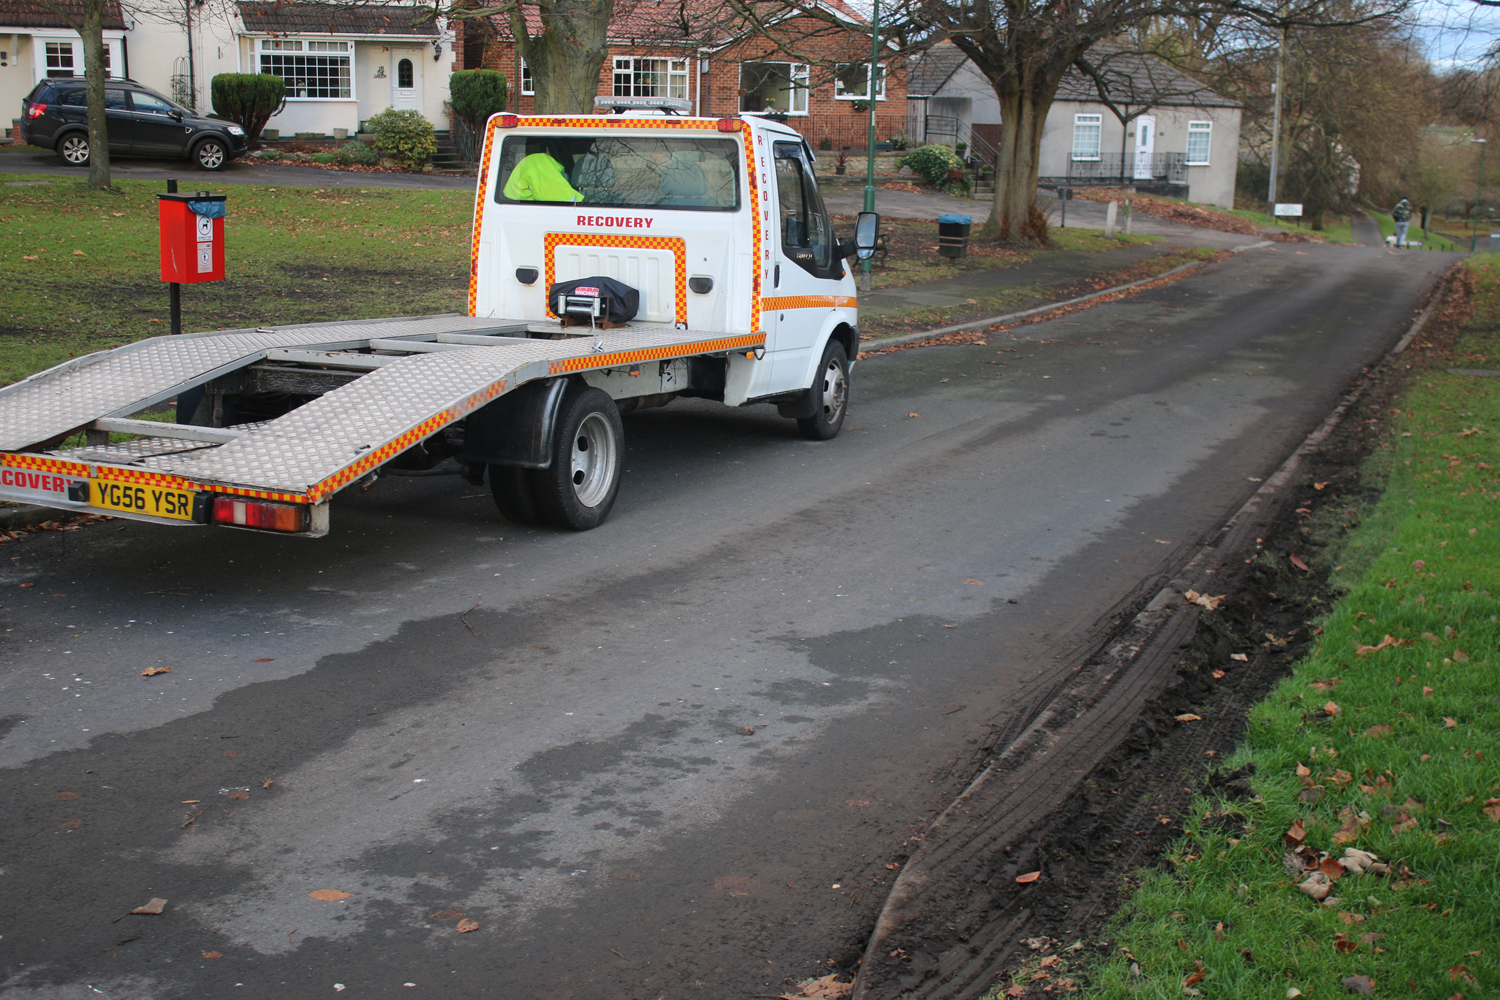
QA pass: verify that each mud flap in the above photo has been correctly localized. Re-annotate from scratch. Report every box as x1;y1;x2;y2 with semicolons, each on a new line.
462;378;568;468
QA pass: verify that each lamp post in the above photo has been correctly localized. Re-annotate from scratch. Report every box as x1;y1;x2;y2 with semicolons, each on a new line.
1266;22;1286;222
861;0;879;292
1471;137;1486;252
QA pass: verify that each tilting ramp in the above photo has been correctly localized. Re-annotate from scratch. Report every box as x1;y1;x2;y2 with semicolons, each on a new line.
0;315;518;452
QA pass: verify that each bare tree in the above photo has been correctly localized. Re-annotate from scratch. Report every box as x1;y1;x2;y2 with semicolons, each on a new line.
19;0;115;188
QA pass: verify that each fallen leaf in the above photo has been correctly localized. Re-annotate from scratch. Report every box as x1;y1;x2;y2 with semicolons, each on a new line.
906;412;920;418
1423;686;1434;697
141;666;172;676
1319;856;1346;880
1297;872;1332;900
1184;971;1205;986
1015;871;1041;884
202;951;221;959
1184;589;1224;610
737;727;756;736
222;789;249;801
964;578;984;585
1332;807;1371;845
1448;965;1475;982
131;898;167;915
1339;912;1365;925
18;582;33;588
1290;553;1310;571
308;889;352;902
1176;713;1202;722
1342;974;1375;994
1230;653;1249;662
72;250;86;256
22;254;37;260
1444;717;1458;728
1452;649;1469;663
1004;986;1025;999
1335;938;1358;954
1365;725;1392;738
252;658;275;663
1296;762;1312;777
1355;635;1400;656
1284;819;1307;846
1483;798;1500;822
1212;669;1226;679
456;918;478;933
58;818;82;830
1324;701;1342;717
1331;769;1354;786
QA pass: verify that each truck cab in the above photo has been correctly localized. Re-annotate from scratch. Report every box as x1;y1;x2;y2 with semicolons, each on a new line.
470;101;871;437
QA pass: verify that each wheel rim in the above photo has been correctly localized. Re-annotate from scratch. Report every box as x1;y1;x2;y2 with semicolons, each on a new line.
569;411;618;508
197;143;224;169
819;356;848;421
61;136;88;164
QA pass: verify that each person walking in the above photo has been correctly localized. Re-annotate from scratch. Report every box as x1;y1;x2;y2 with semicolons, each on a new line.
1392;198;1412;248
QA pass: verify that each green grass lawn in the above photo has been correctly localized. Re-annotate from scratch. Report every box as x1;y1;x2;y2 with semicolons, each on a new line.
1061;258;1500;1000
0;175;474;386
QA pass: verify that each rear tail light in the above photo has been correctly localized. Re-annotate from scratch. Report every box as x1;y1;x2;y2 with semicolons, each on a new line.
715;117;739;132
497;114;518;128
26;103;46;119
211;496;307;533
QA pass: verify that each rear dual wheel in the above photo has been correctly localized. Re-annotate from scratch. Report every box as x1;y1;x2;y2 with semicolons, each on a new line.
488;385;623;530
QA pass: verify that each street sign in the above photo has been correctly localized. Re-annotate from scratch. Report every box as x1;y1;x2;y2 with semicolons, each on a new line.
1274;203;1303;217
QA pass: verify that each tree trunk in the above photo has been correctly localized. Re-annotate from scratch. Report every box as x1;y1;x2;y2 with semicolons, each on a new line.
981;82;1055;242
513;0;614;114
80;0;111;189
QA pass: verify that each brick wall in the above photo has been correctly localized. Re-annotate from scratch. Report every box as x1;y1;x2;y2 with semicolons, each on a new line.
472;15;911;149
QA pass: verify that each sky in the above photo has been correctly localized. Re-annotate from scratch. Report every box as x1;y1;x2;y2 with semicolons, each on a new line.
1410;0;1500;67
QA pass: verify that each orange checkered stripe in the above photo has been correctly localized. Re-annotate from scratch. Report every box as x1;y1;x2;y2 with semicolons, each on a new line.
544;235;687;324
512;117;727;131
468;121;500;317
547;334;764;375
2;453;88;478
88;464;306;504
742;121;763;334
304;378;511;503
761;295;859;311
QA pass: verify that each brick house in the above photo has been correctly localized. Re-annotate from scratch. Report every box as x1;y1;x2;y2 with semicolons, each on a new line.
463;0;909;150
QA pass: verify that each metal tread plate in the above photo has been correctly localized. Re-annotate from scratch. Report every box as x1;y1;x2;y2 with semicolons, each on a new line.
161;325;758;498
0;315;512;451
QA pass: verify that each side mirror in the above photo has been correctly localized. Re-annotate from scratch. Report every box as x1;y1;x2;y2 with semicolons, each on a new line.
169;110;184;120
853;211;880;261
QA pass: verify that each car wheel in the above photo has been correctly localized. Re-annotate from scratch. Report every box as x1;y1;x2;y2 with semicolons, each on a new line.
532;385;624;531
796;339;850;441
488;464;545;526
192;137;228;171
58;133;90;167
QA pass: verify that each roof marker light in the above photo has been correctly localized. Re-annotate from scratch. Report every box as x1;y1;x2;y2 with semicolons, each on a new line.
716;118;739;132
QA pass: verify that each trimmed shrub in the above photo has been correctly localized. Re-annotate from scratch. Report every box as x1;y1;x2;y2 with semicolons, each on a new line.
366;108;436;170
210;73;286;146
449;69;509;133
331;141;379;166
898;143;969;195
312;153;334;164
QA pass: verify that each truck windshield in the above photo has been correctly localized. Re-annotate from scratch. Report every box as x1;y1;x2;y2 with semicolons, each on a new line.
495;135;740;211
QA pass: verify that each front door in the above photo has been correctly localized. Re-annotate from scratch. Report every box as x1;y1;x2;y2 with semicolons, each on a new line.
127;90;187;155
1133;115;1155;180
391;51;421;111
767;140;841;392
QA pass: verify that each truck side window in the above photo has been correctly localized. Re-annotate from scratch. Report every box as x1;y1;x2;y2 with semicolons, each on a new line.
773;142;835;277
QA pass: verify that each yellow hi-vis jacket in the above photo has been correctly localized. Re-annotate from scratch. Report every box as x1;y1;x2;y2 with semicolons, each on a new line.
503;152;583;203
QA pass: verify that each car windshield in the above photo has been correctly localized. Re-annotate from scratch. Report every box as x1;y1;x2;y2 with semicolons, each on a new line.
495;134;741;211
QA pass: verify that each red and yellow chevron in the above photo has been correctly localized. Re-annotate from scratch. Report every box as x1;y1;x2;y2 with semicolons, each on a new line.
543;234;688;325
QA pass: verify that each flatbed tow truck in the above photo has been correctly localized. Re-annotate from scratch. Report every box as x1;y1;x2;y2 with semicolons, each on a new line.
0;100;878;535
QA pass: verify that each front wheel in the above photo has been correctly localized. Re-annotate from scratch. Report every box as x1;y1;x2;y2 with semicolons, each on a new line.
533;385;624;530
58;133;90;166
193;137;229;171
797;340;850;441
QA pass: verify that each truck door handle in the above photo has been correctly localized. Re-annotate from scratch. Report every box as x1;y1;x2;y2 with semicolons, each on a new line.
774;264;780;288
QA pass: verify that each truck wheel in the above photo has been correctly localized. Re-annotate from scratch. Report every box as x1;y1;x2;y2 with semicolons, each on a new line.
533;386;623;530
488;464;544;526
58;133;90;166
797;340;849;441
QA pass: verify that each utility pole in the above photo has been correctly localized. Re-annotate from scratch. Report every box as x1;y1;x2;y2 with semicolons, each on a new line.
1471;137;1486;252
860;0;878;292
1266;21;1286;221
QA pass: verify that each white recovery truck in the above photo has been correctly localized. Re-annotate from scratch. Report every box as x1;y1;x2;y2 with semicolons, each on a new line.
0;102;878;536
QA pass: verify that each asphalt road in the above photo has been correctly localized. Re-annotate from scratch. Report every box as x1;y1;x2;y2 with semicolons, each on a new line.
0;241;1456;1000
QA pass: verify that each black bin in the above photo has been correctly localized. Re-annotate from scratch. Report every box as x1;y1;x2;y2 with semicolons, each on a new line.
937;213;972;258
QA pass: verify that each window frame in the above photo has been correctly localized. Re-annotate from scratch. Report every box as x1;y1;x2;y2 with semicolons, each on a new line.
520;58;534;96
737;61;809;115
612;56;689;100
30;31;122;85
257;37;356;102
833;62;885;101
1071;113;1102;162
1185;120;1212;165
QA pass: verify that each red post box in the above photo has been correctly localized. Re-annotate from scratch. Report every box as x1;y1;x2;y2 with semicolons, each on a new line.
157;191;226;283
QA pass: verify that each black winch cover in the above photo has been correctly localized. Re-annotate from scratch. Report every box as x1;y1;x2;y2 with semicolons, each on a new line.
548;275;640;324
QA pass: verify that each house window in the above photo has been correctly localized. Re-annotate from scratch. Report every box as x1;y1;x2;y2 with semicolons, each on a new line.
1071;113;1102;161
612;57;688;99
45;41;73;76
34;35;117;83
520;58;533;95
260;39;352;100
1186;120;1211;165
739;62;808;115
833;62;884;100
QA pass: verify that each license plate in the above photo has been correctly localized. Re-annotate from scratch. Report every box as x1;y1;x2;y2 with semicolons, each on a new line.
89;479;196;521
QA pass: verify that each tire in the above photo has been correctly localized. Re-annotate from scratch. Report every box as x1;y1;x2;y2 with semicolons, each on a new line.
796;339;850;441
532;385;624;530
58;132;90;167
193;137;228;171
488;464;544;526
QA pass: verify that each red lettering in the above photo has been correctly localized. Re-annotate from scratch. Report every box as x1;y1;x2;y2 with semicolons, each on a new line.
643;218;653;228
578;215;586;226
1;470;11;486
27;473;39;490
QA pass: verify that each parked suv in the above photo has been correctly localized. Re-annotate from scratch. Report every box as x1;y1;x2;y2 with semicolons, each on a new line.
20;78;248;171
